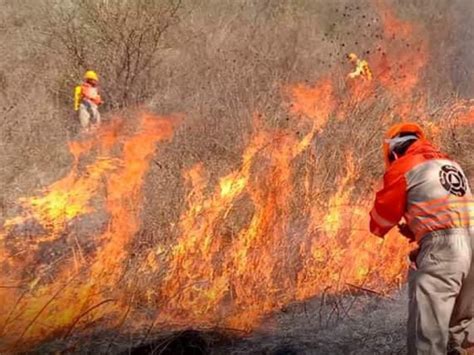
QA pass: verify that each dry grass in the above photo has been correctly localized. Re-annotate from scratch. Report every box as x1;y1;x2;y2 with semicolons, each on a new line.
2;0;473;202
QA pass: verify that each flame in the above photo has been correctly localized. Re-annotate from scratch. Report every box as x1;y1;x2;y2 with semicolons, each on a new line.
297;156;409;301
289;78;335;130
154;72;409;331
322;154;357;235
1;113;175;347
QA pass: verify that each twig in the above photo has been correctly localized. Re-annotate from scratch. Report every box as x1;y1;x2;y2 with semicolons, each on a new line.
135;318;157;350
318;286;331;328
346;283;394;300
340;284;360;321
0;290;28;337
14;275;77;346
62;298;116;339
208;326;248;335
156;330;188;355
326;297;340;327
106;292;134;353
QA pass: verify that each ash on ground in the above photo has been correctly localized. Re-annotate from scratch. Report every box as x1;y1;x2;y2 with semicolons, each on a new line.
38;288;408;355
213;288;407;355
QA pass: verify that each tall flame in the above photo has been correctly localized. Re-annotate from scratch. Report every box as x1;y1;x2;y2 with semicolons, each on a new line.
1;114;175;347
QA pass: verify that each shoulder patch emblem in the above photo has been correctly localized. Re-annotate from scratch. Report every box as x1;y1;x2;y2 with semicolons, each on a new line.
439;165;467;197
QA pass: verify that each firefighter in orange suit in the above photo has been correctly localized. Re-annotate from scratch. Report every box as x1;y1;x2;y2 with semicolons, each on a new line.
74;70;103;130
369;123;474;355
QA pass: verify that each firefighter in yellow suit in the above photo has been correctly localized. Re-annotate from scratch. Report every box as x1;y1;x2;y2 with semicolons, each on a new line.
74;70;103;130
347;53;373;81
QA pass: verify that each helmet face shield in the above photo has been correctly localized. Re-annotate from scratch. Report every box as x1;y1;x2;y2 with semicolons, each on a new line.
386;134;419;152
383;123;425;168
385;135;419;164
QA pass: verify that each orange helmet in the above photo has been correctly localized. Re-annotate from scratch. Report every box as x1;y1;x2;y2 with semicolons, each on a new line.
383;122;425;168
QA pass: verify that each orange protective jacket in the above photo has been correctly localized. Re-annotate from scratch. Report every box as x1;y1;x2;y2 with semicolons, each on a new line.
74;82;102;110
370;139;473;242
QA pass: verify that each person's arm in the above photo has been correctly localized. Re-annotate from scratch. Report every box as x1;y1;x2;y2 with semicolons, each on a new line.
95;93;103;105
369;171;407;237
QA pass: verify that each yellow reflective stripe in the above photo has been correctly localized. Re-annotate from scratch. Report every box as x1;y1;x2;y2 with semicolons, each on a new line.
408;198;474;215
412;215;474;234
410;206;474;226
74;86;82;111
407;201;474;222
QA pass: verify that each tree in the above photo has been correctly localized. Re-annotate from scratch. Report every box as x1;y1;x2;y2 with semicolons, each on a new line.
49;0;182;108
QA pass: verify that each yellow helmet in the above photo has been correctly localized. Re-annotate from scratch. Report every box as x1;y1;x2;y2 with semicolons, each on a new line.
348;53;358;61
84;70;98;81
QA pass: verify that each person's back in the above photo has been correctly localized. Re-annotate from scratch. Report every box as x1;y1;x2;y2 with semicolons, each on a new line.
369;123;474;355
406;158;472;238
384;139;473;241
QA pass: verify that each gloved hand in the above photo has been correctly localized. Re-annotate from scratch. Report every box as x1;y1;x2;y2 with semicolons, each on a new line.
398;223;415;242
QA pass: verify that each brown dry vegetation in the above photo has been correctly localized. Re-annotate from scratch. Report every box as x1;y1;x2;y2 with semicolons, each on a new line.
1;0;474;353
2;0;474;201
